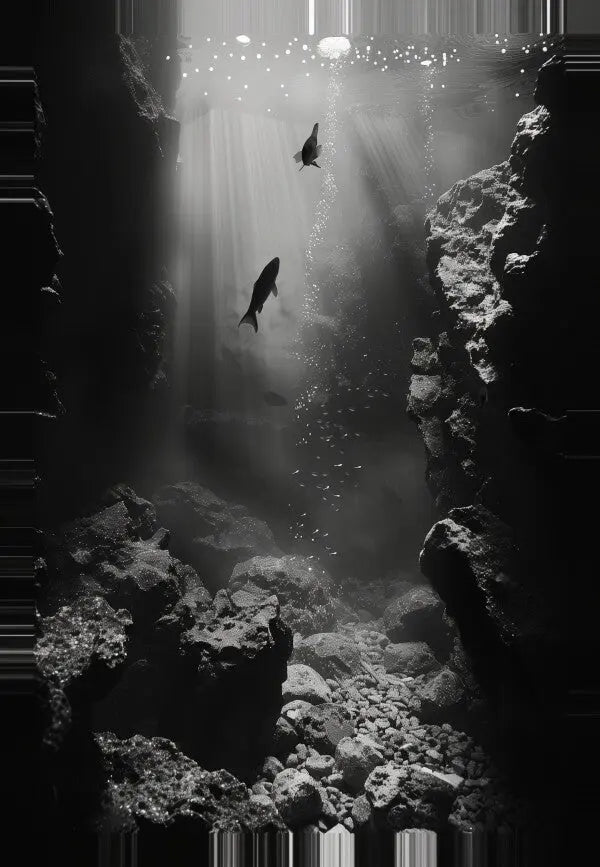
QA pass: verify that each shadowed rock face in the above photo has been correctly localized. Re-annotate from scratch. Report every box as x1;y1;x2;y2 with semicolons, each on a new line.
96;733;281;832
409;55;566;808
40;485;293;790
154;483;282;592
230;556;338;637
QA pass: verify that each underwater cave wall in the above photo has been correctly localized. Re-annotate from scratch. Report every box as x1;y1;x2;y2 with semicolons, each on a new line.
34;2;181;521
408;54;568;806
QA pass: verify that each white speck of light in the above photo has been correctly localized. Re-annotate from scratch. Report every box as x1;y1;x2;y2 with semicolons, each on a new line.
166;55;170;60
208;67;214;71
515;92;520;97
266;67;270;72
241;55;246;60
189;43;192;48
256;53;262;59
195;68;199;72
206;37;211;42
204;91;208;96
182;72;187;77
236;35;251;44
501;48;506;53
285;49;291;54
227;75;231;80
244;84;248;88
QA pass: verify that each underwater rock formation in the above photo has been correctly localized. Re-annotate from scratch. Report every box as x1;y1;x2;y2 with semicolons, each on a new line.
97;733;281;832
409;55;566;806
230;555;338;636
153;482;282;592
40;486;293;785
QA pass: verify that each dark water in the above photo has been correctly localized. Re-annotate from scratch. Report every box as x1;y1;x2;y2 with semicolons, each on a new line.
169;32;554;583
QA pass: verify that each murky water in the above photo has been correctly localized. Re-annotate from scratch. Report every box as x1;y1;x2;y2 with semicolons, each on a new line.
172;32;554;579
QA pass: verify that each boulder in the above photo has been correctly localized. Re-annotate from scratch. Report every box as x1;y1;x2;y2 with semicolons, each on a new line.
153;482;281;590
417;668;467;726
96;732;281;831
296;704;355;754
271;716;299;758
383;586;451;655
351;794;373;826
36;595;131;700
305;755;335;780
383;642;441;677
292;632;362;679
271;769;323;827
282;664;331;705
229;555;337;636
335;736;385;793
365;762;457;831
156;589;293;775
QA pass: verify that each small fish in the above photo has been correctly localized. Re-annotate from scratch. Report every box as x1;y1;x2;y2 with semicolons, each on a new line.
263;390;288;407
239;256;280;333
293;122;322;170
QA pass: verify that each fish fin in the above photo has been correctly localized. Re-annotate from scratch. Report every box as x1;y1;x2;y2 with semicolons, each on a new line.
312;161;321;168
293;151;303;163
257;303;263;313
239;310;258;333
271;283;278;297
316;145;322;156
299;164;305;171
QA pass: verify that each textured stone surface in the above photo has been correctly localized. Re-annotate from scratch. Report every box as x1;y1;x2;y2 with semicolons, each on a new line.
271;769;323;827
282;664;332;705
97;732;280;831
365;762;457;830
296;704;355;754
417;669;467;725
229;555;337;636
292;632;362;679
153;482;281;590
37;595;131;694
383;642;441;677
382;586;450;653
335;736;384;793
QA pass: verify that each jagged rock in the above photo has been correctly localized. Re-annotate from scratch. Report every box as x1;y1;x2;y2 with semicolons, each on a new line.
364;762;406;810
295;704;355;754
417;668;467;726
292;633;362;679
305;755;335;780
153;482;281;591
411;338;440;374
365;762;457;830
407;375;443;417
271;769;323;827
335;736;385;793
262;756;284;781
419;505;532;660
36;595;131;697
271;716;300;758
99;484;159;539
418;767;464;790
172;589;291;683
281;699;314;723
383;642;441;677
153;587;292;775
282;664;331;705
229;555;337;636
96;733;280;831
382;586;450;654
351;794;373;826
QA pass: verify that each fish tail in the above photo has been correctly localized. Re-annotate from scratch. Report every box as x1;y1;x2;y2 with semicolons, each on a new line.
239;308;258;333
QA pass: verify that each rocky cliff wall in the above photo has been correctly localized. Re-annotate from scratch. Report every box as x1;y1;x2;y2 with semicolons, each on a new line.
408;55;567;814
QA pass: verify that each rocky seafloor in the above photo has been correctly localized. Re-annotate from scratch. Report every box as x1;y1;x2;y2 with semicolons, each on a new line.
37;482;528;844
